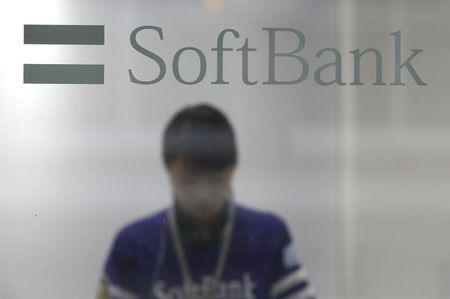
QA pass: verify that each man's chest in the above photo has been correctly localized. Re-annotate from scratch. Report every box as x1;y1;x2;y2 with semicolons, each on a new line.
144;245;272;299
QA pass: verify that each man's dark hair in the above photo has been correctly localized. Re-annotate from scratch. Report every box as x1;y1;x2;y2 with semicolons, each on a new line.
163;103;237;172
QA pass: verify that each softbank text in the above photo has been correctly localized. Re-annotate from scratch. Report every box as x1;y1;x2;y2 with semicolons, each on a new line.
128;26;427;86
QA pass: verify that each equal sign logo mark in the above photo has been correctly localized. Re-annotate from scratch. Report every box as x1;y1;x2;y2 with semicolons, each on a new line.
23;25;105;84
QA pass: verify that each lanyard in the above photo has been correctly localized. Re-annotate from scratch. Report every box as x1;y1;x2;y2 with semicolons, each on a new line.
167;200;235;298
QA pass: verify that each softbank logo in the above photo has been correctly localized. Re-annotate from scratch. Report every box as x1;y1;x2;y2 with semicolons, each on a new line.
23;25;104;84
23;24;427;86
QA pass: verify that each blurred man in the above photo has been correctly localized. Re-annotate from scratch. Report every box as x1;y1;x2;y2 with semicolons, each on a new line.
96;103;316;299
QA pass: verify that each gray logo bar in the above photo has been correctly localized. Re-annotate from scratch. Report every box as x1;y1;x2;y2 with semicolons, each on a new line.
24;25;105;84
24;64;104;84
24;25;104;45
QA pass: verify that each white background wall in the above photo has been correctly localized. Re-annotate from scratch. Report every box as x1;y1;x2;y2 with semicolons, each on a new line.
338;0;450;298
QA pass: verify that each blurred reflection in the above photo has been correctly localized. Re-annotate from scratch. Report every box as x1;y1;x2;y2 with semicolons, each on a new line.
95;104;316;299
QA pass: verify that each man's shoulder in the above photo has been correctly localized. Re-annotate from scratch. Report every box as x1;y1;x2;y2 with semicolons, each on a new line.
235;203;288;231
233;203;292;255
114;208;168;246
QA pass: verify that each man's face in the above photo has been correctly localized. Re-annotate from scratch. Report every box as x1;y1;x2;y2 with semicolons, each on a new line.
167;158;235;222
